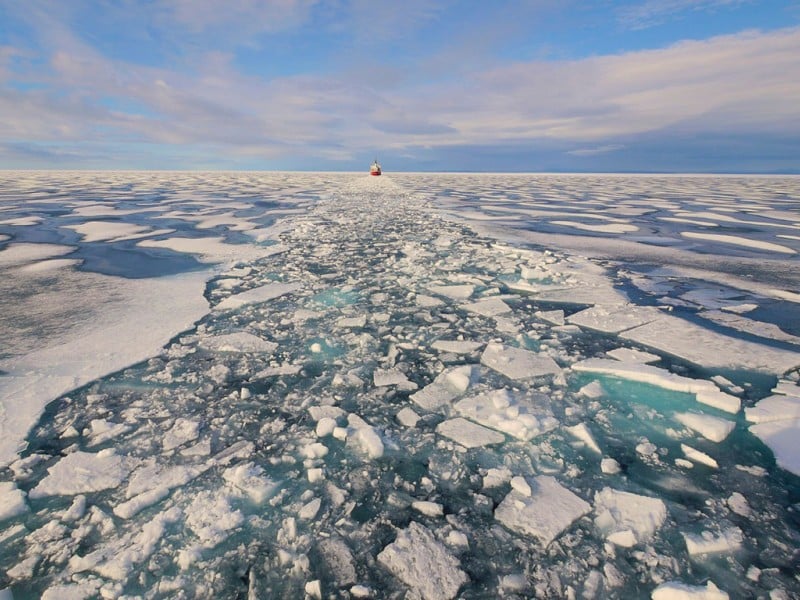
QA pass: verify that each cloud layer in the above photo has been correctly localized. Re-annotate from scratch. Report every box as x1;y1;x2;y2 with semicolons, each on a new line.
0;1;798;170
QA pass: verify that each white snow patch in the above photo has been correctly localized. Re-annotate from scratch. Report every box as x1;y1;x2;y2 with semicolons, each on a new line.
745;394;800;424
652;580;729;599
749;419;800;475
454;389;558;441
0;482;28;521
683;528;743;555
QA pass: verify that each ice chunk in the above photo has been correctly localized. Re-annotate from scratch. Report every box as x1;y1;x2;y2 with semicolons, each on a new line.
223;462;279;503
726;492;751;517
215;282;302;311
377;521;468;600
454;389;558;441
572;359;740;413
494;475;590;545
428;284;475;300
510;476;532;497
462;297;511;317
185;491;244;547
483;467;512;489
568;304;662;333
431;340;484;354
30;451;136;499
745;394;800;424
350;423;385;459
308;406;346;421
681;444;718;468
683;528;743;555
749;419;800;475
652;580;729;599
481;342;561;380
85;419;132;447
411;365;479;411
436;418;505;448
601;458;622;474
335;315;367;328
198;331;277;353
606;347;661;364
115;463;207;519
566;423;601;454
396;407;421;427
536;309;565;325
316;417;338;437
412;500;444;517
163;418;200;451
374;367;417;390
0;482;28;521
317;537;357;587
593;488;667;547
674;412;735;443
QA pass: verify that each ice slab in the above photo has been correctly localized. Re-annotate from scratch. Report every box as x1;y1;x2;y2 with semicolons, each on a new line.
428;284;475;300
593;488;667;547
652;580;729;599
410;365;479;411
749;419;800;475
745;394;800;424
198;332;277;353
0;242;74;267
374;367;417;390
567;304;663;333
565;423;601;453
681;444;718;469
683;527;743;555
0;482;28;521
606;347;661;364
481;342;561;380
377;521;468;600
674;412;735;443
620;315;800;375
681;231;795;254
30;451;136;499
431;340;484;354
436;417;505;448
461;297;511;317
223;462;279;503
494;475;590;546
571;359;740;413
454;389;558;441
215;282;302;311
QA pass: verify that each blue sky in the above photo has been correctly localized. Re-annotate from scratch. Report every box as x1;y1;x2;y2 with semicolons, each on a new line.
1;0;799;172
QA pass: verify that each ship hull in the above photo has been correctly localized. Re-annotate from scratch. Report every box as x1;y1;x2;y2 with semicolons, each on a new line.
370;171;381;176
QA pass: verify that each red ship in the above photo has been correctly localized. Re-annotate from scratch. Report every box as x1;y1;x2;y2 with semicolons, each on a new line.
370;159;382;176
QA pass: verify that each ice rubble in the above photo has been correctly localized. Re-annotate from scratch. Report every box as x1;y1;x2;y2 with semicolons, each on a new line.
480;342;561;380
29;451;136;499
594;488;667;547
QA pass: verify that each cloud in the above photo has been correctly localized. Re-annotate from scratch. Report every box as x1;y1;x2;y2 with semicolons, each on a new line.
0;1;798;170
617;0;749;30
567;145;625;156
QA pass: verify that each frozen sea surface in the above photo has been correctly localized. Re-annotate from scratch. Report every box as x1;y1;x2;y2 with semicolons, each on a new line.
1;172;799;598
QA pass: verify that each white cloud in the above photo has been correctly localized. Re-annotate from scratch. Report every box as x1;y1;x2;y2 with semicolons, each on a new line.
567;145;625;156
618;0;749;30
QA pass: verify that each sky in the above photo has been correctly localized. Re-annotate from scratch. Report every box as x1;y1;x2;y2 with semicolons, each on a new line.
1;0;799;172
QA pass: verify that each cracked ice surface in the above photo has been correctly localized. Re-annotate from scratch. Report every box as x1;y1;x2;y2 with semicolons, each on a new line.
1;173;800;599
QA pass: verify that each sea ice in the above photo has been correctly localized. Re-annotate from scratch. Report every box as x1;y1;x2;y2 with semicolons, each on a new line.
215;282;302;311
0;482;28;521
480;342;561;380
594;488;667;547
29;451;136;499
377;521;468;600
223;462;279;503
454;389;559;441
565;423;602;453
674;412;735;442
494;475;590;545
745;394;800;424
681;444;719;469
436;417;505;448
185;490;244;547
567;304;663;333
651;580;729;599
461;297;511;317
620;315;800;375
571;359;740;413
410;365;479;411
431;339;484;354
748;419;800;475
682;527;743;555
197;331;278;353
